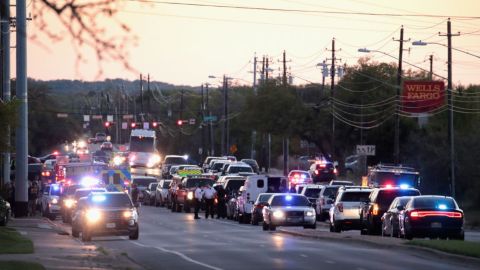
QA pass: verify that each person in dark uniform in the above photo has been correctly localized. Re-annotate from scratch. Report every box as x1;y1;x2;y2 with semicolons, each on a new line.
215;185;227;219
131;183;139;204
28;181;39;216
193;184;203;220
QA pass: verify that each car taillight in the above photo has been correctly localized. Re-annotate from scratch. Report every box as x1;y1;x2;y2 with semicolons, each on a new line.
337;203;343;212
41;172;45;176
46;171;51;177
372;203;379;215
410;210;463;219
319;164;326;168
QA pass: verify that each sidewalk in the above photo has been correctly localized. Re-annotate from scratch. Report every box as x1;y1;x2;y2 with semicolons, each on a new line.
1;217;142;270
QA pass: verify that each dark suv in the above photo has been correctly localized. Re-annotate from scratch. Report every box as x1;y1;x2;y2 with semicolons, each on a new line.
309;162;336;183
72;192;139;242
360;187;421;235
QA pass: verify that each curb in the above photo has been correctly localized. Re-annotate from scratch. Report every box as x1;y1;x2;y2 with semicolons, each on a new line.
44;218;71;235
278;229;480;267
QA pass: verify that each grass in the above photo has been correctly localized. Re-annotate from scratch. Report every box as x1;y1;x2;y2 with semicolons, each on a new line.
0;227;34;254
96;246;109;256
407;239;480;258
0;261;45;270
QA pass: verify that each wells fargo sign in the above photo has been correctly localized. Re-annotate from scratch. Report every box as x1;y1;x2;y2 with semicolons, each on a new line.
402;81;445;113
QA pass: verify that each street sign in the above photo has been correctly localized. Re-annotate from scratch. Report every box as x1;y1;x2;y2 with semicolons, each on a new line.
203;115;218;122
57;113;68;118
107;115;114;122
123;114;134;120
143;122;149;129
92;115;103;120
356;145;376;156
230;144;238;154
121;122;128;130
83;115;90;122
189;118;196;125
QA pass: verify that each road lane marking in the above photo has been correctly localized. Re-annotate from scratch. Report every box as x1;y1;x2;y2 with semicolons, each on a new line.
132;242;224;270
325;260;335;264
300;254;308;258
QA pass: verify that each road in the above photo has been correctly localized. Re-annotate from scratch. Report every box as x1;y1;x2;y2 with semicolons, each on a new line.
53;205;477;270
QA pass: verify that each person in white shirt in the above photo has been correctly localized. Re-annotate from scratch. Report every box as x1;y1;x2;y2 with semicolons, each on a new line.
194;184;203;220
203;184;216;219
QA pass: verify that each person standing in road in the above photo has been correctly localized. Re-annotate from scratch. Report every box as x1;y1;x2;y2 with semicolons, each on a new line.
203;184;216;219
131;183;139;204
194;184;203;220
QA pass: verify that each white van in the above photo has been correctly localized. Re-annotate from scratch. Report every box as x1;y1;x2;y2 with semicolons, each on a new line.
236;175;288;223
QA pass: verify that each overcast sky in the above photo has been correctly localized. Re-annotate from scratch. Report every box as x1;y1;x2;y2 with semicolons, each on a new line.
18;0;480;87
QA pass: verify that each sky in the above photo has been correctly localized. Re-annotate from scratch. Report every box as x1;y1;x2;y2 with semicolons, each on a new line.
13;0;480;87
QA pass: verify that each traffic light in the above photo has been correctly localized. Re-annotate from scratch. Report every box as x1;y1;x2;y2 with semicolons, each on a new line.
177;120;183;126
131;122;136;128
152;122;158;128
104;121;111;128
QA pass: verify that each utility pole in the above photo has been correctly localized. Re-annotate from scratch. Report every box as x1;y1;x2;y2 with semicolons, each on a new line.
429;54;433;80
205;83;214;155
15;0;28;217
179;89;184;152
440;19;459;198
261;56;265;83
147;73;150;115
393;26;409;164
1;0;11;186
223;75;230;156
282;50;289;176
201;84;205;159
327;38;341;159
251;55;257;159
140;74;144;120
265;57;269;81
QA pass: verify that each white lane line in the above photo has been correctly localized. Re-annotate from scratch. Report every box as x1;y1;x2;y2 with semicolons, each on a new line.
325;260;335;264
132;242;224;270
300;254;308;258
356;268;367;270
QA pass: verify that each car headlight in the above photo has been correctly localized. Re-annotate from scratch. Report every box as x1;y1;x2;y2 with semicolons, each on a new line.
305;210;315;217
123;210;133;219
64;199;75;208
113;156;124;166
85;208;101;223
187;192;193;200
273;210;285;219
51;198;58;204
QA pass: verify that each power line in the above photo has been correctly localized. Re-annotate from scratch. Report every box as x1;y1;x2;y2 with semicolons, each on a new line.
128;0;480;19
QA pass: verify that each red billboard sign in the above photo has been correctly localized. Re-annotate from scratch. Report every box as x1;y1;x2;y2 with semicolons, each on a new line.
402;81;445;113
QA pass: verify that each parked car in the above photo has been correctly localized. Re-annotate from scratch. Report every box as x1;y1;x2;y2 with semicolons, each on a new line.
0;196;11;226
131;176;158;202
329;180;354;186
100;142;113;151
315;185;341;221
262;194;316;231
94;132;107;143
41;159;57;185
251;193;273;225
202;156;226;172
143;182;158;205
40;183;62;220
155;180;172;207
161;155;190;178
399;195;464;240
381;196;415;237
300;184;323;206
223;162;254;176
360;187;421;235
60;184;83;223
329;187;372;232
240;159;260;174
72;192;139;242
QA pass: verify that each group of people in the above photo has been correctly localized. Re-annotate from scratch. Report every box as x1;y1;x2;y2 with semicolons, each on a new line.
193;184;227;220
4;180;40;217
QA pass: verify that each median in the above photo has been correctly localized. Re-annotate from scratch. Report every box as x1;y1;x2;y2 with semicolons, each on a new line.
407;240;480;259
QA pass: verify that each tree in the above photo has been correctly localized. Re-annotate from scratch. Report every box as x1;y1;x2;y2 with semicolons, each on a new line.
0;100;18;153
32;0;137;77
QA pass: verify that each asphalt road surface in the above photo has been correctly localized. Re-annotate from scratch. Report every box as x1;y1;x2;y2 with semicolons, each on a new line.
53;205;478;270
